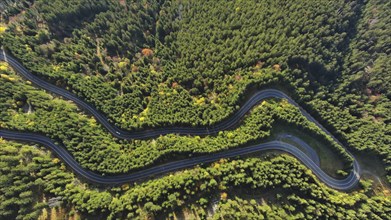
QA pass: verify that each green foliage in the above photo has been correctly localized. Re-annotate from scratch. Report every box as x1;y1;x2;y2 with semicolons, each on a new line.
1;140;390;219
340;0;391;98
211;197;288;220
0;0;390;217
158;0;359;83
0;0;35;21
3;2;388;179
0;0;361;130
299;0;391;182
36;0;110;32
0;140;72;220
0;64;352;174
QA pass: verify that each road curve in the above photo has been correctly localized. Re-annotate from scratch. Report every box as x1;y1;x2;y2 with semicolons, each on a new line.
0;130;359;190
277;134;320;166
0;52;360;190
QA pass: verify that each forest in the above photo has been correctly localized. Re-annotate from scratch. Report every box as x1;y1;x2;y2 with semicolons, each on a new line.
0;63;353;175
1;0;364;130
1;140;390;219
1;0;389;181
0;0;390;219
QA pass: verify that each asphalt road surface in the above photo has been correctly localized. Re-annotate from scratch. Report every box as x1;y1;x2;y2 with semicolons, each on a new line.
277;133;321;166
0;52;360;190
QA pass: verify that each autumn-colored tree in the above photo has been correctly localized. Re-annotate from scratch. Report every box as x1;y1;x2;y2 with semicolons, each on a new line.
141;48;154;57
273;64;281;72
220;192;228;201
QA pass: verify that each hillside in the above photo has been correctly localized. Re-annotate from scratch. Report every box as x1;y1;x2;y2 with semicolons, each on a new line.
0;0;390;219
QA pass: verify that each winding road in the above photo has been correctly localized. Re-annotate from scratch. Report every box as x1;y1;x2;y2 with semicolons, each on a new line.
0;52;360;190
277;134;320;166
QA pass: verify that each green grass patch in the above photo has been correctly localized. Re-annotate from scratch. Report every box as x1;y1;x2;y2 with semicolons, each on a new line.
269;123;344;178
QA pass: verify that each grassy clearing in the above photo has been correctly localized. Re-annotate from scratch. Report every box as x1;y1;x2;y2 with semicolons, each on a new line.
356;153;391;195
269;123;344;177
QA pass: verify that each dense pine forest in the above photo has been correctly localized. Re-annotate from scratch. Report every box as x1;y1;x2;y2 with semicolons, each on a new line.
1;140;390;219
0;0;390;219
0;65;353;175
